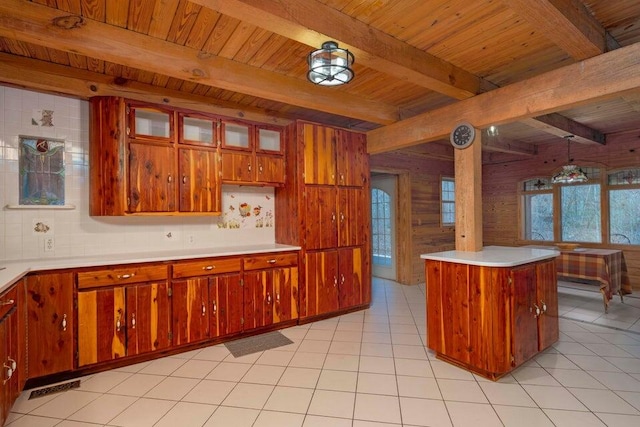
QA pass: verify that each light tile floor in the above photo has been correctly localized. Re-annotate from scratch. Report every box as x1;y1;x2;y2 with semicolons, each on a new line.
6;278;640;427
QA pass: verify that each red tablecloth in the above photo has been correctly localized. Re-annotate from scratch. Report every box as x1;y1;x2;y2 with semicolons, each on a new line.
555;248;632;302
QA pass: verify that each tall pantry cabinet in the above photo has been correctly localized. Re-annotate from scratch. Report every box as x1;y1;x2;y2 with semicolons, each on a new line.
276;121;371;320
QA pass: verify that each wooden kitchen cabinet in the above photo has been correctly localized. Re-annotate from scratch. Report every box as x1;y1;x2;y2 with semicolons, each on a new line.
90;97;222;216
77;264;170;366
425;258;558;380
0;284;20;427
243;252;299;330
171;257;243;346
25;272;74;379
302;247;366;318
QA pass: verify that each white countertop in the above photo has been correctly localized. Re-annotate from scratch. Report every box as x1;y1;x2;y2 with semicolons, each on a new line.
0;244;301;293
420;245;559;267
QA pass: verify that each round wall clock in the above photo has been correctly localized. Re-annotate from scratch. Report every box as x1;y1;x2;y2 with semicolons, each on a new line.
450;122;476;149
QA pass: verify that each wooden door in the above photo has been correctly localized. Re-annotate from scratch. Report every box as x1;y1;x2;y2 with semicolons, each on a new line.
172;278;209;346
305;186;337;250
304;250;339;318
510;266;539;367
243;271;273;330
210;273;243;337
78;287;126;366
336;129;367;187
25;273;74;378
273;266;298;323
255;154;285;184
221;151;254;183
302;123;336;185
338;247;364;309
178;148;220;213
126;282;171;357
128;142;176;212
536;259;559;351
337;188;366;247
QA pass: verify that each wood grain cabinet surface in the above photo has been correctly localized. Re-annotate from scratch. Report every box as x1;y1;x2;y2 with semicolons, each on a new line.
0;284;21;427
426;258;559;380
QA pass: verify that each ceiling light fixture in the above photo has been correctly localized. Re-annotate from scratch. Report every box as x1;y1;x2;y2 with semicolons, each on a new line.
307;41;354;86
552;135;588;184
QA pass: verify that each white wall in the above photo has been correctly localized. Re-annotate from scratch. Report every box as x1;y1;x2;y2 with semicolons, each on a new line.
0;86;275;261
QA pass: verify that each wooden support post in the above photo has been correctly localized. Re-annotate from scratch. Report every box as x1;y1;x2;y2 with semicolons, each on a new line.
454;129;483;251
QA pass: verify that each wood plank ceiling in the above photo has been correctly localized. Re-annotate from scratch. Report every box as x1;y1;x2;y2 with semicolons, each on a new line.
1;0;640;155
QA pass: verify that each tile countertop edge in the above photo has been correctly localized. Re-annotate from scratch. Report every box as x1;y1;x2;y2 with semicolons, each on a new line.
420;245;559;267
0;244;302;293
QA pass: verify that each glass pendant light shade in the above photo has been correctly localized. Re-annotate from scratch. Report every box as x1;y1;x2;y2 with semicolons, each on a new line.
307;41;354;86
552;136;588;184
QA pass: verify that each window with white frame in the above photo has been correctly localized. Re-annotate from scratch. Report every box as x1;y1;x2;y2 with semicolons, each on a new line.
608;168;640;244
521;178;553;241
560;168;601;243
441;177;455;226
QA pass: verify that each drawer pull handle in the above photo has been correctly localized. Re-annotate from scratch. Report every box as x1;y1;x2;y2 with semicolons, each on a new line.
117;273;135;280
267;259;277;264
131;313;136;329
203;265;215;271
0;299;15;306
212;301;217;313
61;314;67;332
202;303;206;316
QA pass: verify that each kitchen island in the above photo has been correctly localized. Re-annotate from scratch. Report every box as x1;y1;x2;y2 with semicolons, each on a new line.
421;246;559;380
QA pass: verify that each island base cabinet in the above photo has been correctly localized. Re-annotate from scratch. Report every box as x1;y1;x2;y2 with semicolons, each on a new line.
426;259;558;380
78;282;170;367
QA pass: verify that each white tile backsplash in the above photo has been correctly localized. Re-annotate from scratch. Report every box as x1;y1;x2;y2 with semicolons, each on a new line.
0;86;276;261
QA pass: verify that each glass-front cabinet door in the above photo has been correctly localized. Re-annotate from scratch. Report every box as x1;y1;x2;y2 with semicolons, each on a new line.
180;114;216;146
129;105;172;141
222;120;252;150
257;126;282;153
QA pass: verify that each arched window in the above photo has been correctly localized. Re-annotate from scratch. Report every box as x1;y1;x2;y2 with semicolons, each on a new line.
371;188;392;266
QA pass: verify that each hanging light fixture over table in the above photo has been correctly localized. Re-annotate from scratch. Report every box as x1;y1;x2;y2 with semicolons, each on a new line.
552;135;588;184
307;41;354;86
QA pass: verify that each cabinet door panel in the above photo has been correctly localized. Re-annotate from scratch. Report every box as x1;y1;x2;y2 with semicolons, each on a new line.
338;247;364;309
336;130;367;187
221;151;253;182
338;188;366;247
128;143;176;212
273;267;298;323
244;271;272;330
304;251;339;318
440;262;470;364
536;259;559;350
179;148;220;213
255;154;285;184
211;273;243;337
25;273;74;378
305;187;337;250
302;123;335;185
172;278;209;346
511;267;539;366
126;282;171;357
78;287;126;366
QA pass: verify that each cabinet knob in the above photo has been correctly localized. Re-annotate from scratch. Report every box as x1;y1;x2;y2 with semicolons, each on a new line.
167;174;173;183
541;301;547;313
267;259;277;264
212;301;217;314
116;314;121;332
533;304;541;318
117;273;135;280
61;313;67;332
276;293;280;302
266;293;272;304
131;313;136;329
0;299;14;306
3;362;13;384
203;265;215;271
247;163;252;172
182;175;187;184
340;212;345;222
333;276;338;287
340;274;345;285
331;212;336;222
202;302;206;316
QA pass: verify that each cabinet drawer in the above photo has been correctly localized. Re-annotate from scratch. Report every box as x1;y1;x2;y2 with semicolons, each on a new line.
244;252;298;271
77;265;168;289
172;257;241;279
0;285;17;319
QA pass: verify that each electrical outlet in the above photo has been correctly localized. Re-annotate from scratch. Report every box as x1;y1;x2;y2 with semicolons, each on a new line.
44;237;55;252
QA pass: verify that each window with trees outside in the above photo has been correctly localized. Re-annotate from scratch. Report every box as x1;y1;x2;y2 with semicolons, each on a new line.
371;188;392;266
441;177;455;226
521;167;639;245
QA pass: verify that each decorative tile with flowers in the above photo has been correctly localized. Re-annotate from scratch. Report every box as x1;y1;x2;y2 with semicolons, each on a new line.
217;186;275;229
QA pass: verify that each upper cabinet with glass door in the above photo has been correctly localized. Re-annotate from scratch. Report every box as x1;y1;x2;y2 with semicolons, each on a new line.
128;104;173;142
180;113;217;147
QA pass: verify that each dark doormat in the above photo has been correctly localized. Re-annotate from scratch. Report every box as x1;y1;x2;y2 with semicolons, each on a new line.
29;379;80;399
225;331;294;357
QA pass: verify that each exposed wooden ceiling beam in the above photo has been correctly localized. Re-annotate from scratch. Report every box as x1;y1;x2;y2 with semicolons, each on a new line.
191;0;486;100
0;53;292;125
503;0;607;60
0;0;398;125
519;114;605;145
482;134;538;156
367;42;640;154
